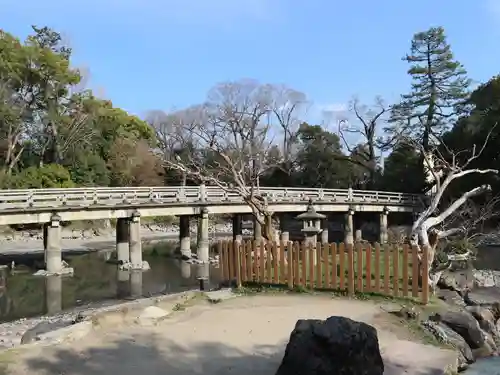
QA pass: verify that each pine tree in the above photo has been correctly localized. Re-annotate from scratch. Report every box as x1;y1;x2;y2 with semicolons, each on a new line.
388;27;471;152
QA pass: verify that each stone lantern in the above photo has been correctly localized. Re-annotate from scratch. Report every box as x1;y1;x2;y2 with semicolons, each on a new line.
296;199;326;247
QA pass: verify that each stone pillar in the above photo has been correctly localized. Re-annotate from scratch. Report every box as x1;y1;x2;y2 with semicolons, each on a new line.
179;216;191;258
116;218;130;264
253;214;263;241
130;270;142;298
279;216;289;243
196;263;210;290
45;275;62;315
280;231;290;243
45;214;62;274
232;214;243;243
321;226;329;245
117;269;130;299
380;209;388;244
129;211;143;269
344;209;354;245
197;208;209;263
43;223;48;265
355;229;362;242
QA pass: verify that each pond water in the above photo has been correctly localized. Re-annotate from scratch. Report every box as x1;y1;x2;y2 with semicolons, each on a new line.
0;244;221;323
463;357;500;374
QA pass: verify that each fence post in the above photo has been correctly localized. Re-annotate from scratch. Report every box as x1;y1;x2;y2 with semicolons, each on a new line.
347;244;355;296
235;241;242;288
392;244;400;298
421;246;429;304
287;242;294;290
411;245;419;298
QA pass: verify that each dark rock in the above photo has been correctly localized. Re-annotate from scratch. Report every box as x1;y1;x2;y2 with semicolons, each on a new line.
436;288;466;307
21;320;72;344
421;320;474;370
275;316;384;375
465;287;500;306
434;311;485;349
466;306;498;343
73;313;87;324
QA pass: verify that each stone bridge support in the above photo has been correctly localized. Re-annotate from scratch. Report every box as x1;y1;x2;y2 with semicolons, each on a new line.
116;218;129;264
45;213;62;274
115;211;149;271
321;221;329;245
344;208;354;246
129;211;143;269
232;214;243;243
179;216;191;258
197;208;209;263
279;215;290;243
380;208;389;244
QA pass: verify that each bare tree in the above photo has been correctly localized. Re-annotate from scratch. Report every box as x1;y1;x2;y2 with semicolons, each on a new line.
439;194;500;247
147;107;200;185
334;96;389;188
164;79;279;240
269;85;309;167
407;124;498;291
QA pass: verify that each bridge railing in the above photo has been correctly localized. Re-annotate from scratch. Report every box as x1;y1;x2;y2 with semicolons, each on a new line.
0;186;421;211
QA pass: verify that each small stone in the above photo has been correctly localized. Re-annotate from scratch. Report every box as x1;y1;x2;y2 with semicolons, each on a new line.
137;306;170;325
204;288;238;303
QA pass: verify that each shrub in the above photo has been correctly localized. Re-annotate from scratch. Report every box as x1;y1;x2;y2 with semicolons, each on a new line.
7;164;75;189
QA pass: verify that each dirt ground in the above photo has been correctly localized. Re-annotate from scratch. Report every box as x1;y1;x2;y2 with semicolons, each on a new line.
2;294;457;375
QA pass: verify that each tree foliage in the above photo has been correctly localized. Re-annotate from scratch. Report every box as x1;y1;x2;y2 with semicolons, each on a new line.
1;24;500;227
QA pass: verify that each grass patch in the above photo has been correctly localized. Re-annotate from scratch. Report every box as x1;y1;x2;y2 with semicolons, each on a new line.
0;348;22;374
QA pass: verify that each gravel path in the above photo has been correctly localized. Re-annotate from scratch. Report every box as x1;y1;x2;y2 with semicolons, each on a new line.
4;295;458;375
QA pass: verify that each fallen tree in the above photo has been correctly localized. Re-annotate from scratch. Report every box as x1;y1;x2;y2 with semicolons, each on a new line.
407;125;498;292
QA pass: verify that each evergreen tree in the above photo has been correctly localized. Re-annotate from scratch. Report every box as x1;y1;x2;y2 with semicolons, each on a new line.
388;27;471;152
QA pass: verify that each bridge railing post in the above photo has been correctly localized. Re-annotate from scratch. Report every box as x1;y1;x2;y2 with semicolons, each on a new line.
199;183;207;202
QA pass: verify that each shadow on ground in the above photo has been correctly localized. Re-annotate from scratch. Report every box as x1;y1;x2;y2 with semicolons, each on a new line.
19;333;446;375
23;336;282;375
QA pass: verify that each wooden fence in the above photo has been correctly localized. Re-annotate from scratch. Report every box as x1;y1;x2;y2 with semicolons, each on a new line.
218;240;429;304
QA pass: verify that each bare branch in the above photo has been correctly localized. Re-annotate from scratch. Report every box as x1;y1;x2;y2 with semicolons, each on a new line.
162;80;281;239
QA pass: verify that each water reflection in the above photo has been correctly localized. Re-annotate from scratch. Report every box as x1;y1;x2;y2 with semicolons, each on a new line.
45;275;62;315
180;261;191;279
130;271;143;299
0;248;221;323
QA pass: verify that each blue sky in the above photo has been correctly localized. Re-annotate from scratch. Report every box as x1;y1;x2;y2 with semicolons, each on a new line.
1;0;499;122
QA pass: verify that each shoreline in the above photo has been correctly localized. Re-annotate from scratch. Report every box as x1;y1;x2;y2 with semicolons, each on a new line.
0;225;239;255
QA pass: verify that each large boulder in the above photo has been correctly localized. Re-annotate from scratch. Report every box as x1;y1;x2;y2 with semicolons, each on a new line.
433;311;485;349
421;320;474;371
275;316;384;375
466;306;498;343
436;288;466;307
465;287;500;306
